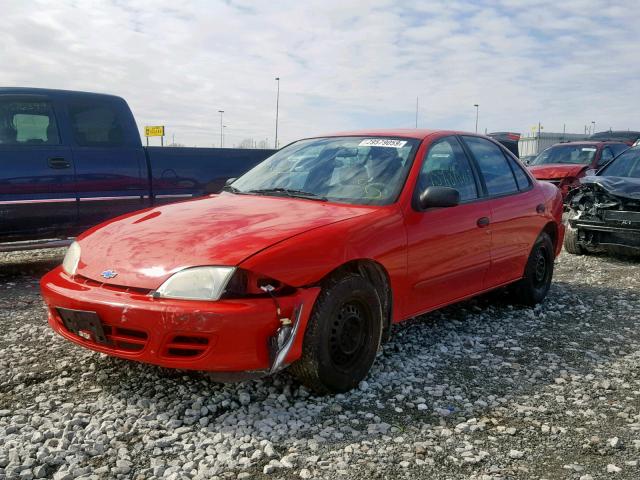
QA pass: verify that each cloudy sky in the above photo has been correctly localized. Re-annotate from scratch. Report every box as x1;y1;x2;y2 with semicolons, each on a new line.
2;0;638;147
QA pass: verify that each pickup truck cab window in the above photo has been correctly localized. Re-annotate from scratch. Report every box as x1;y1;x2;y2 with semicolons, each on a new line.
0;96;60;145
416;136;478;202
462;136;519;196
69;101;126;147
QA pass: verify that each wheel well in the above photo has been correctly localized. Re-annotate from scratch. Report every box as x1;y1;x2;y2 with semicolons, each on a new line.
321;259;393;341
542;221;558;251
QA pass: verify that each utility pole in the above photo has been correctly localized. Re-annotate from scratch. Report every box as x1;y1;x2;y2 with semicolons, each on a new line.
218;110;224;148
274;77;280;149
474;104;479;133
592;121;596;135
415;97;419;128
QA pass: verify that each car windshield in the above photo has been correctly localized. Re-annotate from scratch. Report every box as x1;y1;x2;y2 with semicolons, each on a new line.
230;136;420;205
599;147;640;178
530;145;597;165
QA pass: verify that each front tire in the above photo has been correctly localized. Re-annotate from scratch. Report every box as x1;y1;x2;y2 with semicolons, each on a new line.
512;232;554;306
563;222;585;255
289;274;382;394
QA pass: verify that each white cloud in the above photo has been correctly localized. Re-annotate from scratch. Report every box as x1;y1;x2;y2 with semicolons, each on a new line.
1;0;638;146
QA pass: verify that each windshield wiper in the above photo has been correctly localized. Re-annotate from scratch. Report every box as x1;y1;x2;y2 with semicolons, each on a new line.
246;187;328;201
222;184;243;193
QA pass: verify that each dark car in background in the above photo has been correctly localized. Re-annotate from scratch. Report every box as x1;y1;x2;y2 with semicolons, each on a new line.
564;146;640;256
528;141;629;197
0;88;275;250
588;130;640;144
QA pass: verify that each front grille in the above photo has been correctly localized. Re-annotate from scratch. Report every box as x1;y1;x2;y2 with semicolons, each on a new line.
76;275;152;295
162;335;210;358
102;325;148;352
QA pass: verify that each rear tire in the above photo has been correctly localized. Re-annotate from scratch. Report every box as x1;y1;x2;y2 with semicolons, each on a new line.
512;232;554;306
289;274;382;394
563;221;585;255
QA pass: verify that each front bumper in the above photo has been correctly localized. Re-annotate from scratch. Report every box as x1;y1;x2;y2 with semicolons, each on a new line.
571;215;640;251
40;267;320;372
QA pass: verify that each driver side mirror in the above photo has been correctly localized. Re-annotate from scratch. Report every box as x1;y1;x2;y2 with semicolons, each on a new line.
225;177;237;186
418;186;460;209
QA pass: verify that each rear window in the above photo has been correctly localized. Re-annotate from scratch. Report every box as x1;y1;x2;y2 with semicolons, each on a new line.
69;101;126;147
0;96;60;145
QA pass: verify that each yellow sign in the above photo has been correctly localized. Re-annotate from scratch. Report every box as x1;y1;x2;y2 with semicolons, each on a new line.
145;126;165;137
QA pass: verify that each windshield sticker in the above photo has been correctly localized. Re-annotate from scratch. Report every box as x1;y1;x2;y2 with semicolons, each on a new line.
581;148;597;152
359;139;407;148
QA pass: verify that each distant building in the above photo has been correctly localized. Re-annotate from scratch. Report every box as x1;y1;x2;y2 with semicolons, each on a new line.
519;132;588;157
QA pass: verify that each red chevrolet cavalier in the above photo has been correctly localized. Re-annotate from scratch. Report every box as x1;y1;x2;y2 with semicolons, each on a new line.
41;130;564;393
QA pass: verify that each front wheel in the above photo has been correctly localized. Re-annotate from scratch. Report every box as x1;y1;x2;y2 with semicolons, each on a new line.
289;274;382;394
563;221;585;255
511;232;554;306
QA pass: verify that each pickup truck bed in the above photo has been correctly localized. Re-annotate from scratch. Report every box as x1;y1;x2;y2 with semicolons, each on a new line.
0;88;275;247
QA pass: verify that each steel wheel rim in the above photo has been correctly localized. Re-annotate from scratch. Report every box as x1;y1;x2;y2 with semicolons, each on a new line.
329;300;370;370
533;246;548;286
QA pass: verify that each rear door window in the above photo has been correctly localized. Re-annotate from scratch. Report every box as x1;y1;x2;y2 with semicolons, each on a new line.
0;97;60;145
462;136;519;196
69;101;125;147
417;136;478;201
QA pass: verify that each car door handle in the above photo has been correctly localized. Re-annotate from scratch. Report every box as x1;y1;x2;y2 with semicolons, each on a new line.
477;217;490;228
48;157;71;169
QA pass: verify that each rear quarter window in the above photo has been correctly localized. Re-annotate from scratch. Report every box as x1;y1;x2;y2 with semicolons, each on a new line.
69;101;126;147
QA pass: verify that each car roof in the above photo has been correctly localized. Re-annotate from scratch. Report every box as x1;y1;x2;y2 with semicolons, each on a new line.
551;141;626;147
0;87;124;102
306;129;476;141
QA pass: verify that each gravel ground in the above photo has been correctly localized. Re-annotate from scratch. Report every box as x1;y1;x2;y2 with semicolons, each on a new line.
1;248;639;480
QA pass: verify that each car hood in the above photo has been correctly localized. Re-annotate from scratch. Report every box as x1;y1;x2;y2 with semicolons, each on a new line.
76;193;376;289
579;175;640;200
528;164;587;180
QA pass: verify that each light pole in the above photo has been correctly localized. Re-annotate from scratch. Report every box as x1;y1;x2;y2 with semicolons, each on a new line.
591;121;596;135
275;77;280;149
218;110;224;148
223;125;227;148
474;104;479;133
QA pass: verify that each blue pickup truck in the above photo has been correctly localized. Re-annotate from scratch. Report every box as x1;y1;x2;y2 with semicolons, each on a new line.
0;88;275;250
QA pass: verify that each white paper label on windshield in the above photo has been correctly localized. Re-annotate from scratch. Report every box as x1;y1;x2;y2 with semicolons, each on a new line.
581;147;597;151
359;139;407;148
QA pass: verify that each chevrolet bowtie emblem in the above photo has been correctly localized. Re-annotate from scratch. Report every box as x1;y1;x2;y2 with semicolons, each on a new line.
101;270;118;279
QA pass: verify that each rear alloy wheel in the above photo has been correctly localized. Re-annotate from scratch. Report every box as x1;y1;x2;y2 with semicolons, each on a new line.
511;232;554;306
289;274;382;394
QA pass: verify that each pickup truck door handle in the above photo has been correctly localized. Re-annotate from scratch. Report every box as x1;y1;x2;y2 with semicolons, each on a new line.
477;217;490;228
47;157;71;169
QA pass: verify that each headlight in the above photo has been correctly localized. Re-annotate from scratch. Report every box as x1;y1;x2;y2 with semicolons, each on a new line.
154;266;235;301
62;241;81;276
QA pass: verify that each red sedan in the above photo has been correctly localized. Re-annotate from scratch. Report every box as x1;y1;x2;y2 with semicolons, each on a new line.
528;141;629;197
41;130;564;393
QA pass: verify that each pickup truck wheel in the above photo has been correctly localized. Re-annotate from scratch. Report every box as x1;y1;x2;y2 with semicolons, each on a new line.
563;222;585;255
289;274;382;394
511;232;554;306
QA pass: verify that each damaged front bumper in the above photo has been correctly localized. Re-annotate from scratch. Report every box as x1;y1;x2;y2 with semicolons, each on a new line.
567;178;640;252
41;266;320;374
